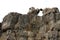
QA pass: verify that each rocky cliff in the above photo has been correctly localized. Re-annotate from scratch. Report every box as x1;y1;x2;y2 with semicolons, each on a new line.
0;7;60;40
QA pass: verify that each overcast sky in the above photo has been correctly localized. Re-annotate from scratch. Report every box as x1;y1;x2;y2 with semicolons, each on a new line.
0;0;60;22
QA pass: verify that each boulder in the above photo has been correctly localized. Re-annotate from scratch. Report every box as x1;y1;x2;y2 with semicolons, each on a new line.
2;12;22;30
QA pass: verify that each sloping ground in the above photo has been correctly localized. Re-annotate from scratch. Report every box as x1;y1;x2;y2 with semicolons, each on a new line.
0;7;60;40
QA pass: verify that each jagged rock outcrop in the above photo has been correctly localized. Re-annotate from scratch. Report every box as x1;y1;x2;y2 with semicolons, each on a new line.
0;7;60;40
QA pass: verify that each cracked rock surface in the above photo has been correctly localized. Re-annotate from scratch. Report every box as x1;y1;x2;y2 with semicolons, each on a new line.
0;7;60;40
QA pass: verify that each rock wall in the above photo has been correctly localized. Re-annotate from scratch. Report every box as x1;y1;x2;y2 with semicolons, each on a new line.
0;7;60;40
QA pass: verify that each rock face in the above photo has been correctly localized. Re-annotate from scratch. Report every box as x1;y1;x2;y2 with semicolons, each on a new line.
0;7;60;40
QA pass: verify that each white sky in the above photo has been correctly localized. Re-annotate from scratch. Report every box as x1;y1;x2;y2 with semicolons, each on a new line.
0;0;60;22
